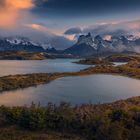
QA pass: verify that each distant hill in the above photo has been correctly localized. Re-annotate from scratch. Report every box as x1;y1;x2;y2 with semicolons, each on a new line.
0;51;48;60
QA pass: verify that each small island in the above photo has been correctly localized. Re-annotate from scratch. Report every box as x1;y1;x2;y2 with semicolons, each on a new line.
74;57;114;65
75;54;140;64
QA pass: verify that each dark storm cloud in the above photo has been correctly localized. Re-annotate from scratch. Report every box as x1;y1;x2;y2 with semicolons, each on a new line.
64;27;82;35
33;0;140;18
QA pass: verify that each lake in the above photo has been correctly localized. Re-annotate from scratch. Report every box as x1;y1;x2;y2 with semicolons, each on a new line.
0;59;126;77
0;74;140;106
0;59;89;76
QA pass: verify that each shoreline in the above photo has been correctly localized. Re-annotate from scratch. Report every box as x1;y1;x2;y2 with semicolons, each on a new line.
0;63;140;92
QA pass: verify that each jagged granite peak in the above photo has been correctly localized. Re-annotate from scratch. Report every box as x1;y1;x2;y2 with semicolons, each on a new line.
64;33;140;57
77;32;95;47
1;34;140;57
64;33;96;56
94;35;103;43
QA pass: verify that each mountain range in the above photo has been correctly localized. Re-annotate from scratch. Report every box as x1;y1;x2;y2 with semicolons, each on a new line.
0;37;44;52
64;33;140;56
1;33;140;57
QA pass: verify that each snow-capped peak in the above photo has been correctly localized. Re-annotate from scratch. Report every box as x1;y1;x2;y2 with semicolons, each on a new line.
77;33;95;47
40;43;52;50
5;36;39;46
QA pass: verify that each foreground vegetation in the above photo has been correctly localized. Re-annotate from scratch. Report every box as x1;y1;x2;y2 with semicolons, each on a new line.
0;96;140;140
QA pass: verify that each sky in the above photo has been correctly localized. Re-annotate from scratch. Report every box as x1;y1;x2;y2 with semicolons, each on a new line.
0;0;140;48
33;0;140;30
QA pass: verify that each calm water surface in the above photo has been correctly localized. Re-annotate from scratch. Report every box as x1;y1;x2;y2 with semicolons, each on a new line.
0;74;140;106
0;59;126;77
0;59;89;76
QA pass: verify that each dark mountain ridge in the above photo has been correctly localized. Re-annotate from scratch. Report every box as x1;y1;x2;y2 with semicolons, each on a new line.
64;33;140;57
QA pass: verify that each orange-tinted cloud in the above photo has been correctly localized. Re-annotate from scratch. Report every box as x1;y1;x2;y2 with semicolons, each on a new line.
103;35;112;41
0;0;34;28
125;21;140;30
25;24;49;32
7;0;34;9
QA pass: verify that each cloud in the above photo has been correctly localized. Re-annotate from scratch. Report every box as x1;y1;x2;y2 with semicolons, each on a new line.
83;23;130;36
103;35;112;41
25;23;50;32
64;27;82;35
64;19;140;39
0;0;34;28
7;0;34;9
122;20;140;29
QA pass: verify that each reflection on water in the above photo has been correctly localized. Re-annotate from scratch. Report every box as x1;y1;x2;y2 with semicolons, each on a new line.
0;59;89;76
0;74;140;106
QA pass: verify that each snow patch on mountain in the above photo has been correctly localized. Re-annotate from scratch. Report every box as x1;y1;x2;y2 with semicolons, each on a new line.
64;33;140;56
5;37;40;46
